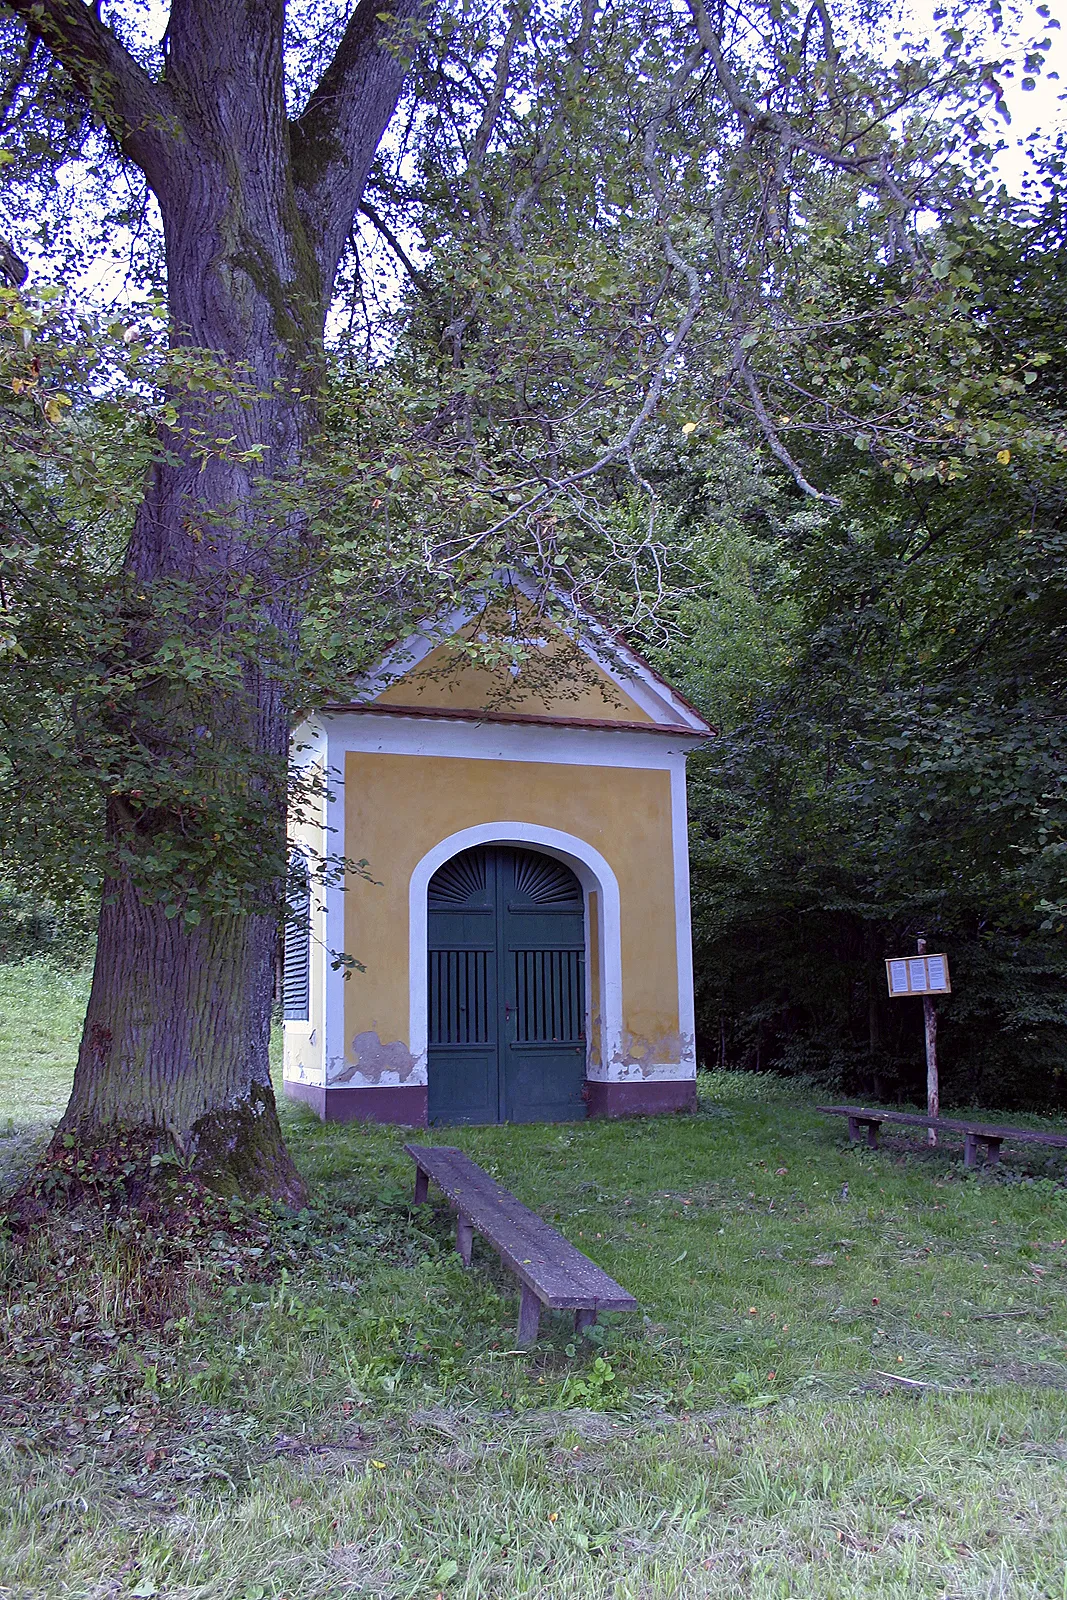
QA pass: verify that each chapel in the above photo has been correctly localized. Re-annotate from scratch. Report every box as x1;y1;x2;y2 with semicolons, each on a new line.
282;582;711;1125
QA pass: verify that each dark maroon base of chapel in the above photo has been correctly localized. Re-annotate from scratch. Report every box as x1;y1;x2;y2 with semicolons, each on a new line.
582;1079;697;1117
283;1077;696;1125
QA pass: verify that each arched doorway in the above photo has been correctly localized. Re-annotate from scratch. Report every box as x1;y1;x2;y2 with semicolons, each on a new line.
427;845;587;1124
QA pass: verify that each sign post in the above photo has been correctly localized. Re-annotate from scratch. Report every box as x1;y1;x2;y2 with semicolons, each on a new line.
885;939;950;1146
917;936;938;1145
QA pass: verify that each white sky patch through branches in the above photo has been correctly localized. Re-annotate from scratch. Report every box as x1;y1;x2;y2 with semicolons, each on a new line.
8;0;1066;314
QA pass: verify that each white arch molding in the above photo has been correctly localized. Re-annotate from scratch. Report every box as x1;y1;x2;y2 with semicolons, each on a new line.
407;822;624;1082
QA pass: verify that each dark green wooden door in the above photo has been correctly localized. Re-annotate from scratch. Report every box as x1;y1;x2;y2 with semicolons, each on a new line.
427;846;586;1124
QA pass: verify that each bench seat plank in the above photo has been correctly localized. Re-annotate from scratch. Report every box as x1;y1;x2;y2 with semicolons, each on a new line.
406;1144;638;1313
819;1106;1067;1150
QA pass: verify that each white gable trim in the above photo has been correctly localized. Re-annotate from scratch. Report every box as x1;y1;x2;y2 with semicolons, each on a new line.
357;603;473;701
349;575;712;735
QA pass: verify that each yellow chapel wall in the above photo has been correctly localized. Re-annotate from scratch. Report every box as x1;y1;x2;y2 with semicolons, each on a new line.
336;750;683;1086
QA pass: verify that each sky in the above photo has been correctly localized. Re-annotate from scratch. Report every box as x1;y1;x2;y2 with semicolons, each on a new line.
922;0;1067;188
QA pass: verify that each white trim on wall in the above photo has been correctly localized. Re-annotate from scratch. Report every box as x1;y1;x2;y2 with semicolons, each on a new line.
322;711;698;771
283;720;329;1087
407;822;624;1085
670;756;698;1076
322;751;348;1085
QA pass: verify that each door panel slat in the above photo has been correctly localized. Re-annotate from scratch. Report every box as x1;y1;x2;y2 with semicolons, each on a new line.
429;949;490;1045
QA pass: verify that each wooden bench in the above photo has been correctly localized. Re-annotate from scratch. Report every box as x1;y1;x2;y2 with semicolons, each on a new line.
405;1144;638;1345
818;1105;1067;1168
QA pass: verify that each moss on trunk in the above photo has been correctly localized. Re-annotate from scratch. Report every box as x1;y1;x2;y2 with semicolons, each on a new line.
186;1081;308;1205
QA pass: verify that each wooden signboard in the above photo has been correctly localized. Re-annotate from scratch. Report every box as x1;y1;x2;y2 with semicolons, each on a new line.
886;954;951;997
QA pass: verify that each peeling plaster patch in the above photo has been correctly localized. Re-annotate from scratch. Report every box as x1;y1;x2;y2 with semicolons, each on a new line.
332;1031;417;1086
588;1010;603;1070
284;1055;324;1086
612;1030;692;1078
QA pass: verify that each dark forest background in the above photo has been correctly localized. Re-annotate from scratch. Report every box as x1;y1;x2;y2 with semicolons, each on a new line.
655;195;1067;1110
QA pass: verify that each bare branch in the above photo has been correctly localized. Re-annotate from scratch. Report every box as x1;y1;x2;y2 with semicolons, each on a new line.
1;0;183;193
470;0;529;172
464;0;530;237
738;362;838;503
358;199;431;298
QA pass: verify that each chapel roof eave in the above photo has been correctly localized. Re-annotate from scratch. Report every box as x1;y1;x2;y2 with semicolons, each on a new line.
319;701;715;741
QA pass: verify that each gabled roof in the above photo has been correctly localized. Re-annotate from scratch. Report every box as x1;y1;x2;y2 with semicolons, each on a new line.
322;574;713;739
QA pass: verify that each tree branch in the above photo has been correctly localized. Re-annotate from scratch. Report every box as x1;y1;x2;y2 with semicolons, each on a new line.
0;0;183;193
507;0;597;248
464;0;529;237
358;199;431;298
0;25;36;132
291;0;427;292
0;234;28;285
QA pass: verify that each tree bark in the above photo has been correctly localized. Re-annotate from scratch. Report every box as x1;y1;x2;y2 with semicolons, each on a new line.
60;872;296;1199
5;0;420;1210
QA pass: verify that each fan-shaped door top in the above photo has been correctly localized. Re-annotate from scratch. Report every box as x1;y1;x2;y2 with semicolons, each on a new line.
427;847;489;906
429;846;581;908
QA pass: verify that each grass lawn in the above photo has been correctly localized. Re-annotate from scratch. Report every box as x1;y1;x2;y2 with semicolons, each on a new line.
0;959;90;1127
3;961;1067;1599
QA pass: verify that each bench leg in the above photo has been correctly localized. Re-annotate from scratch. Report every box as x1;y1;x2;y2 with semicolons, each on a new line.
982;1138;1002;1167
456;1213;473;1266
414;1167;429;1205
517;1286;541;1346
964;1133;977;1168
848;1118;880;1148
574;1308;597;1337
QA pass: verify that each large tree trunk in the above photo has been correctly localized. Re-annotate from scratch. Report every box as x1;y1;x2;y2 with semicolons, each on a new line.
43;8;315;1207
5;0;419;1213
